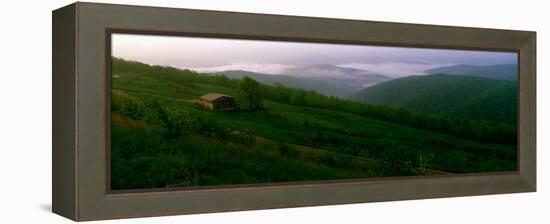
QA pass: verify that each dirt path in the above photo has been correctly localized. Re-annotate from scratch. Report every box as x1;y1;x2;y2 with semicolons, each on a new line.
118;90;199;104
119;89;453;175
253;135;452;175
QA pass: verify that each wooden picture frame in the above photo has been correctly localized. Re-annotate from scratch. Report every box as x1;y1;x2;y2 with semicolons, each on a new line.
52;2;536;221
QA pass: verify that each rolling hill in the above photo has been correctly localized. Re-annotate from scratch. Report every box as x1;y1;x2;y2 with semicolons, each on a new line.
198;64;391;98
350;74;517;124
110;58;517;189
282;64;391;89
425;64;517;81
213;70;353;97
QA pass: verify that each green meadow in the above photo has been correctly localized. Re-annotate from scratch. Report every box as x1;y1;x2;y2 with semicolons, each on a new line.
111;58;517;190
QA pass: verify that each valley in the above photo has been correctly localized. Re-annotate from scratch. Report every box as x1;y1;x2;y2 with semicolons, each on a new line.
111;58;517;190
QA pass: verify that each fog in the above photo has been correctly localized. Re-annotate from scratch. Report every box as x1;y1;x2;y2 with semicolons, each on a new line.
112;33;517;77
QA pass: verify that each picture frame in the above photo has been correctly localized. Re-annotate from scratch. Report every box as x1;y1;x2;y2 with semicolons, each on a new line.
52;2;536;221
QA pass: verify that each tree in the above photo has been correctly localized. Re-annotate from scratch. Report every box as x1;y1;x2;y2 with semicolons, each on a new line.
290;91;305;106
236;76;263;111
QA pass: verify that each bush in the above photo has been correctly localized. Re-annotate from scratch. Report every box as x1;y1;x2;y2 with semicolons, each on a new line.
142;99;230;139
232;130;256;146
278;143;298;158
112;96;144;120
111;152;193;189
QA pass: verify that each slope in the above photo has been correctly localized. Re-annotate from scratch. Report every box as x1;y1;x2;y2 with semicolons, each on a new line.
350;74;517;124
425;64;517;81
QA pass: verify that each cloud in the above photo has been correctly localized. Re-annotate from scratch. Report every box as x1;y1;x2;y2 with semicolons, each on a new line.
187;63;293;74
338;62;454;77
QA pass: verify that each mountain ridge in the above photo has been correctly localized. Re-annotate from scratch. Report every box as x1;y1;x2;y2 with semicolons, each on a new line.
212;70;354;97
350;73;517;124
282;64;391;88
425;64;517;80
206;64;392;97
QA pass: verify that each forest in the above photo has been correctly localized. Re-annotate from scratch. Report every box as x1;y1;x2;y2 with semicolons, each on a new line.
111;58;517;190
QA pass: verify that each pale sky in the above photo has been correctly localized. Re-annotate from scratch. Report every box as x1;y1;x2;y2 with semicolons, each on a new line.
112;33;518;77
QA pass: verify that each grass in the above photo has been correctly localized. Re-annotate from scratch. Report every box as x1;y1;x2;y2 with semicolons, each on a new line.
110;58;517;190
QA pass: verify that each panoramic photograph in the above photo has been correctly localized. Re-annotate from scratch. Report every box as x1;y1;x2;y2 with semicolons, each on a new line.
110;33;518;190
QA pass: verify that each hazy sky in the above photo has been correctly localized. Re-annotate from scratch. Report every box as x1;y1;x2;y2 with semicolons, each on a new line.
112;33;518;77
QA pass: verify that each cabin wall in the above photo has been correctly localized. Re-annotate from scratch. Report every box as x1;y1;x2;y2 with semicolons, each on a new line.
200;97;235;110
215;98;235;110
200;99;214;110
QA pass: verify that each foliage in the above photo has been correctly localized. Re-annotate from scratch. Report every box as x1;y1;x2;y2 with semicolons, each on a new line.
260;79;516;145
350;74;518;125
109;57;518;190
236;76;263;111
111;58;516;145
111;93;143;120
425;64;517;81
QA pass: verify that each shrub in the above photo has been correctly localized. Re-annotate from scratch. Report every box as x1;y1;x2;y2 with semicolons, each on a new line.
278;143;298;159
113;96;144;120
142;99;230;139
232;130;256;146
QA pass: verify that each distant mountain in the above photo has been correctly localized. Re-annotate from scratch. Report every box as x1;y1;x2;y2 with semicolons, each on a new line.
425;64;517;81
350;74;517;124
214;70;356;97
213;64;392;97
282;64;391;89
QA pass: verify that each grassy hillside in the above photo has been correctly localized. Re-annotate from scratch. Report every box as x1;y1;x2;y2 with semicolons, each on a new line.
350;74;517;125
425;64;517;81
111;58;517;190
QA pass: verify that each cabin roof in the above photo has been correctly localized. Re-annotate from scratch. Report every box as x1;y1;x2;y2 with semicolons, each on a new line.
200;93;232;102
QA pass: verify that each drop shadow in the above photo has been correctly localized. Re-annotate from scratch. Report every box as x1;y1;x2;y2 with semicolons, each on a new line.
39;203;52;213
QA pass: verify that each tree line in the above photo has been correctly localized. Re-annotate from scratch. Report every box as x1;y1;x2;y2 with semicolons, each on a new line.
112;58;517;145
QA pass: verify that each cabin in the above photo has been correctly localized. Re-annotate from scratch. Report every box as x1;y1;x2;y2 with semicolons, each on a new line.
199;93;236;111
